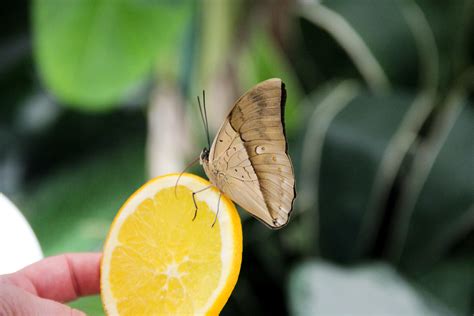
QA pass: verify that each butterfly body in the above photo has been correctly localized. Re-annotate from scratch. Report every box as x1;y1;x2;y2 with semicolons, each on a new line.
200;78;295;229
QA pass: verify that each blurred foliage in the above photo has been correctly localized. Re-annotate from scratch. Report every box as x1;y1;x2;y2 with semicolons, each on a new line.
19;140;145;255
289;261;453;315
0;0;472;315
33;0;193;108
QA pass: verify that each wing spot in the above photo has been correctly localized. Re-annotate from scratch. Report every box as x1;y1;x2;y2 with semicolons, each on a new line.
272;155;277;162
255;145;266;154
219;139;223;142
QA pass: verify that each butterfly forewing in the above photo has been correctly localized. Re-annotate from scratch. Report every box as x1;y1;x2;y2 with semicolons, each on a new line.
203;78;295;228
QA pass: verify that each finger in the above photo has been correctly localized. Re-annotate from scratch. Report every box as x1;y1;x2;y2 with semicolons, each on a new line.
0;283;86;316
1;253;101;302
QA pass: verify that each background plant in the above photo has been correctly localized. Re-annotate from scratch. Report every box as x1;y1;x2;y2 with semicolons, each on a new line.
0;0;472;315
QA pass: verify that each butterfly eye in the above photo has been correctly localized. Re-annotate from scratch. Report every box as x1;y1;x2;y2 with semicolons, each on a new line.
200;148;209;161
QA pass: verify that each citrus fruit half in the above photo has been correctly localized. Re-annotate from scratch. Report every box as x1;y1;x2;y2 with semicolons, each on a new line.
101;173;242;315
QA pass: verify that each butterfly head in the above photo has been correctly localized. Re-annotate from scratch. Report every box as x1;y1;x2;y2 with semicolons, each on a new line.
199;147;210;165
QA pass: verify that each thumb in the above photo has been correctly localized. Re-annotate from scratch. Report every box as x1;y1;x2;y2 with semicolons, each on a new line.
0;284;85;316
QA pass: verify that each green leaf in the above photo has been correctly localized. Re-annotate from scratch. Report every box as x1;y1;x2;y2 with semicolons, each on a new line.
69;295;104;316
415;0;474;88
33;0;192;109
299;0;436;92
415;256;474;316
295;80;361;255
388;83;474;268
321;91;415;261
298;81;433;261
17;141;145;255
288;260;452;316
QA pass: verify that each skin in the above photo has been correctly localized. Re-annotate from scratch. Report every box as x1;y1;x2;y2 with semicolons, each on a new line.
0;253;101;315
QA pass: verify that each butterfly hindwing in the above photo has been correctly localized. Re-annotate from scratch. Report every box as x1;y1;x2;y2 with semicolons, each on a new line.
233;79;295;227
204;78;295;228
206;117;273;224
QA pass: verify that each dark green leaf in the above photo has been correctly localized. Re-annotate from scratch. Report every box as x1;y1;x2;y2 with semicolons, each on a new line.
299;0;435;91
414;256;474;315
389;86;474;268
299;82;433;261
320;91;415;261
415;0;474;88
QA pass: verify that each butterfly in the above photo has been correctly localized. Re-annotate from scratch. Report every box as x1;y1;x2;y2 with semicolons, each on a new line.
198;78;296;229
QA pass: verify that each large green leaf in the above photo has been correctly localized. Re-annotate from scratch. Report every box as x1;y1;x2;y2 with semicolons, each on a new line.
298;0;437;92
294;80;361;255
298;81;433;261
388;83;474;268
33;0;192;109
319;91;415;261
288;260;452;316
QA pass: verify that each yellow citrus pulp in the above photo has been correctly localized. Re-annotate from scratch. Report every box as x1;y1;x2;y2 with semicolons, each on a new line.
101;173;242;315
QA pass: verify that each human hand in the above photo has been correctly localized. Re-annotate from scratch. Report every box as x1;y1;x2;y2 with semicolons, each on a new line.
0;253;101;315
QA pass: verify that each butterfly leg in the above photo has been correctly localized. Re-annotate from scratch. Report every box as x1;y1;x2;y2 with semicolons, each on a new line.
211;192;222;228
191;185;212;221
174;156;201;198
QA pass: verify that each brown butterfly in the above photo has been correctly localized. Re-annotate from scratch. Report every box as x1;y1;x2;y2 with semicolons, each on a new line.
198;78;296;229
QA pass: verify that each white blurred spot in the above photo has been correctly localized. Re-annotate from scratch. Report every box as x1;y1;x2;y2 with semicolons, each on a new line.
0;193;43;274
16;93;60;133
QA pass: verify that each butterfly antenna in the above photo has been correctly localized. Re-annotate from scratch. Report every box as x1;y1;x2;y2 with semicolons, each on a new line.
174;155;201;198
202;90;211;148
197;95;209;147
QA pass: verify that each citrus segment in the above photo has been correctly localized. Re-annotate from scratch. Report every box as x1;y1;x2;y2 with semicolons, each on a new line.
101;173;242;315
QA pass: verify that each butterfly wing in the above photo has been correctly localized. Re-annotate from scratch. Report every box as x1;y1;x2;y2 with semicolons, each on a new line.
205;78;295;228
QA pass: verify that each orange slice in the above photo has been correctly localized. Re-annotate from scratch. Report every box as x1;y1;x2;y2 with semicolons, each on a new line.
101;173;242;315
